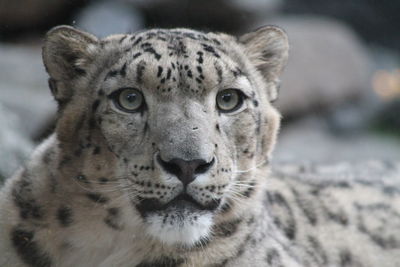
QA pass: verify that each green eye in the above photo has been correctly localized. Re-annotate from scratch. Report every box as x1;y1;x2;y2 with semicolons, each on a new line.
111;88;145;112
216;89;244;113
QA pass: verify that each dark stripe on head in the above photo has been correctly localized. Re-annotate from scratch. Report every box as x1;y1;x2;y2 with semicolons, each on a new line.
119;36;127;43
143;47;162;60
104;70;118;81
132;52;142;59
119;62;127;76
214;62;223;84
136;61;146;84
133;36;143;46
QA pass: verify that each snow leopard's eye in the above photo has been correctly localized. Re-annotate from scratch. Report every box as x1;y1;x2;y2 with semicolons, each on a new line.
109;88;145;113
216;89;245;113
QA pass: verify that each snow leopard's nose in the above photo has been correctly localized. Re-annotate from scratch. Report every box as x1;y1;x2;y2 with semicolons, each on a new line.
157;156;215;186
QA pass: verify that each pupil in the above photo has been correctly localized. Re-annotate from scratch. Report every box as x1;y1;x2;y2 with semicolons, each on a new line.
126;93;136;103
222;94;232;102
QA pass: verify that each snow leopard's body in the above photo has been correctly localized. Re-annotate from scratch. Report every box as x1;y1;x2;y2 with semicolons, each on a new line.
0;26;399;267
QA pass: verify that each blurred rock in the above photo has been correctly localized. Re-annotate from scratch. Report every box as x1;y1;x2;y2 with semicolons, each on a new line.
260;16;372;117
0;103;34;180
373;99;400;137
0;44;56;139
75;0;144;37
0;0;88;39
272;160;400;187
129;0;254;33
282;0;400;50
273;116;400;164
230;0;283;17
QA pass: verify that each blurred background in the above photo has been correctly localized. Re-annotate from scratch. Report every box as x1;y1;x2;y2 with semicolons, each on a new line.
0;0;399;181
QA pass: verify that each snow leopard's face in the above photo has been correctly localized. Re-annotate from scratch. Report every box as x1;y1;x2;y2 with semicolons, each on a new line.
43;26;288;246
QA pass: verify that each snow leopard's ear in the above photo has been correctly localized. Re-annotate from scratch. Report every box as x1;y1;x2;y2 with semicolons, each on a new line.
42;26;99;105
240;26;289;101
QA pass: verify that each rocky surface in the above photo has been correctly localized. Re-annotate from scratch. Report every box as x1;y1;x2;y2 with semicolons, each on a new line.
0;44;56;139
74;0;144;38
0;0;88;38
260;16;372;117
0;103;34;181
272;160;400;186
274;116;400;164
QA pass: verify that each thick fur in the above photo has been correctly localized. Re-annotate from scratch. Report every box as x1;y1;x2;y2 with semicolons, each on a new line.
0;26;399;267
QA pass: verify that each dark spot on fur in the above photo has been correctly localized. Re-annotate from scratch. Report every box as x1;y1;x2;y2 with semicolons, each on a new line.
86;193;108;204
119;62;127;76
92;100;100;112
157;66;163;77
105;70;118;81
136;61;146;84
133;52;142;59
214;63;223;84
265;248;282;266
119;36;127;43
339;249;353;267
219;201;232;214
307;235;328;264
213;219;242;238
241;181;255;198
11;227;52;267
133;36;143;46
57;206;73;227
144;47;161;60
104;208;122;230
167;68;172;79
265;191;297;240
292;188;318;225
93;146;101;155
202;44;220;58
12;176;44;220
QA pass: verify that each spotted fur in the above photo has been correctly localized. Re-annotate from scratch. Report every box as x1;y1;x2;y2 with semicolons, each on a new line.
0;26;399;267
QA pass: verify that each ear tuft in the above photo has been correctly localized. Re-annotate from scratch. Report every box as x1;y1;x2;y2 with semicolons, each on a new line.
240;26;289;101
42;26;98;104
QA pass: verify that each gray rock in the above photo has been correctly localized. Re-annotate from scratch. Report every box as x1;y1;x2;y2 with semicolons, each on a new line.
0;44;56;139
272;160;400;186
74;0;144;38
0;0;86;33
229;0;283;16
273;116;400;164
0;103;34;180
259;16;372;116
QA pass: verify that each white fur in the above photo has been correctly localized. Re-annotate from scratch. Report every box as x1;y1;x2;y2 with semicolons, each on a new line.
145;212;213;246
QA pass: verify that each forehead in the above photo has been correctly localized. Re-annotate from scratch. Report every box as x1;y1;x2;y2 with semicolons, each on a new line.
100;29;246;96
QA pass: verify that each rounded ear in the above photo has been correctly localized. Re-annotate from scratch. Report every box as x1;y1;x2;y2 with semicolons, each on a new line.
42;26;99;105
240;26;289;101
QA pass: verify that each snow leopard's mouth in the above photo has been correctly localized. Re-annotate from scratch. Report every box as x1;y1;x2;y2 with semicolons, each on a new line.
136;193;220;217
